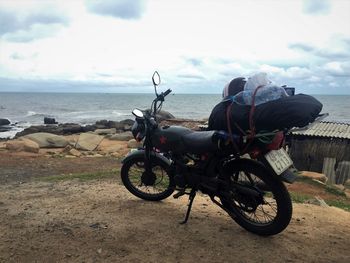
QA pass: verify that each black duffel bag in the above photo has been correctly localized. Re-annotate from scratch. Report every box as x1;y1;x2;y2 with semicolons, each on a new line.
208;94;323;134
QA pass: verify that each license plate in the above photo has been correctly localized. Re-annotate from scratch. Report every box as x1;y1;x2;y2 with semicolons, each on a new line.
265;148;293;175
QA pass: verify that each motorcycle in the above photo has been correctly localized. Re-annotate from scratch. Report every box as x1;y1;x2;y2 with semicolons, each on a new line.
121;71;297;236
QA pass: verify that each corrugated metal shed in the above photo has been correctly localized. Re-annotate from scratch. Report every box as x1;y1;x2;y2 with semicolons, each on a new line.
291;122;350;139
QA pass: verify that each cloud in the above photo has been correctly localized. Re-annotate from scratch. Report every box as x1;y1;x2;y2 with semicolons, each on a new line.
323;62;350;77
0;77;150;92
0;9;19;35
86;0;146;20
0;7;69;42
288;43;315;52
177;74;205;80
184;57;203;67
4;23;67;43
289;41;350;60
303;0;331;15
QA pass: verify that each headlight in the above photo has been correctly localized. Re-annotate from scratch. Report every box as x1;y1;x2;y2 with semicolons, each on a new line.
131;122;145;141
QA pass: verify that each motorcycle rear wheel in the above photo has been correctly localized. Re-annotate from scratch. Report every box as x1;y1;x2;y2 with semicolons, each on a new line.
220;159;292;236
121;155;175;201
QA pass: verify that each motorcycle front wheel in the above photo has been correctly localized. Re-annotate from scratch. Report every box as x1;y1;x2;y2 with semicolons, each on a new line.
121;155;175;201
220;159;292;236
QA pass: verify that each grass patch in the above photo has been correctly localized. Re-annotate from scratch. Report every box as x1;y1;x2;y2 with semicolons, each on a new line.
326;200;350;212
296;176;326;187
289;190;350;212
296;176;346;197
325;185;346;197
289;192;312;203
39;168;120;182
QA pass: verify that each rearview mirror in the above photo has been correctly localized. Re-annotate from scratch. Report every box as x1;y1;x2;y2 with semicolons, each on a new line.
152;71;161;86
132;109;144;118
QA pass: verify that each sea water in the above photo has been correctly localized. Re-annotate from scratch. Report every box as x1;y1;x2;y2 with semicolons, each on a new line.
0;92;349;138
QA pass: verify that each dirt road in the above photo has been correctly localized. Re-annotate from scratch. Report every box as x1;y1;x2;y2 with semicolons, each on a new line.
0;153;349;262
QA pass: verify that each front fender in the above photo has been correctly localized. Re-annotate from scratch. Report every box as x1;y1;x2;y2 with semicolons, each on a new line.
121;149;172;167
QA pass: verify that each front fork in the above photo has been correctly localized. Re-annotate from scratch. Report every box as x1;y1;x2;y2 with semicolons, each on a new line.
144;146;153;175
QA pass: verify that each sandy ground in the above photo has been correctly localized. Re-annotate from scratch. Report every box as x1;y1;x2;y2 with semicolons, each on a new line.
0;153;350;263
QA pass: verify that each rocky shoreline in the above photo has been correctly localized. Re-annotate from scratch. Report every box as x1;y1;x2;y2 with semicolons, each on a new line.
0;112;207;160
0;110;207;140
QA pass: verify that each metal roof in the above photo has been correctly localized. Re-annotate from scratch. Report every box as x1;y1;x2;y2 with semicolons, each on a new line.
291;121;350;139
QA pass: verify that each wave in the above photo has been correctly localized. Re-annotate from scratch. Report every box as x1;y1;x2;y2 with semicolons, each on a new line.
112;110;129;116
25;111;49;117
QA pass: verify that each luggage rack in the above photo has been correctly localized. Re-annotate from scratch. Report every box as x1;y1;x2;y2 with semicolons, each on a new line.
237;113;329;146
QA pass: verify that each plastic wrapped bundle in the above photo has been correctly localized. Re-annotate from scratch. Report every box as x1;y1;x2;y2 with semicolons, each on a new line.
208;94;323;134
234;85;289;106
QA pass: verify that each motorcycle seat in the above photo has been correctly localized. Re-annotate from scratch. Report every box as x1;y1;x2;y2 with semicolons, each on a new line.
181;131;218;154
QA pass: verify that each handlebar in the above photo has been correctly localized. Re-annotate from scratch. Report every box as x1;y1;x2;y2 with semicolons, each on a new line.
155;88;172;102
151;88;172;119
163;88;172;97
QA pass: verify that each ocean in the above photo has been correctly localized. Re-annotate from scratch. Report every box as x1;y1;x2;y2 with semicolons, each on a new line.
0;92;349;138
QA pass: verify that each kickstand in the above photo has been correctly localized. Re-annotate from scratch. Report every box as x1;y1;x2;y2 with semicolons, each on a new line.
180;189;196;224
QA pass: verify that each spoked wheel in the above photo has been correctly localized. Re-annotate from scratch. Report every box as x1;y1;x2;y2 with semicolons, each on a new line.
121;155;175;201
220;159;292;236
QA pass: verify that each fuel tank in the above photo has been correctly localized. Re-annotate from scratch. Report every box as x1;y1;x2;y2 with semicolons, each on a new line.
151;126;192;153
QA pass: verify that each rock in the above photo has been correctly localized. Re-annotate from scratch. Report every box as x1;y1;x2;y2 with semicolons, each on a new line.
15;126;42;137
95;120;108;127
0;142;6;150
110;152;123;158
101;144;124;153
5;138;39;153
5;140;24;152
16;125;63;137
0;126;12;132
61;123;83;134
44;117;57;124
160;118;207;130
94;128;116;135
345;189;350;199
123;125;132;131
106;121;125;130
21;138;40;153
109;132;133;141
155;110;175;121
345;179;350;189
119;119;134;126
62;145;73;153
127;139;142;148
300;171;328;183
76;133;104;151
0;118;10;126
333;184;345;191
82;124;96;132
15;123;84;137
24;133;69;148
145;110;175;122
68;148;81;157
86;153;103;158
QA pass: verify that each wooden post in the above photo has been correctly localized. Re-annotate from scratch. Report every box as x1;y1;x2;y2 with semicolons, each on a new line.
322;157;337;184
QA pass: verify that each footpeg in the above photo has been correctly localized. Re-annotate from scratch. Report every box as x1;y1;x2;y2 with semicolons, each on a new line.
173;189;186;199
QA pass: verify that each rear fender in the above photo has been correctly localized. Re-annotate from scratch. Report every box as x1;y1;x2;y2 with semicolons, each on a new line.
223;158;296;184
257;156;297;184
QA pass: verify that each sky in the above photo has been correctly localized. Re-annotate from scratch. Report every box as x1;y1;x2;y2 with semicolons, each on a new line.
0;0;349;94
